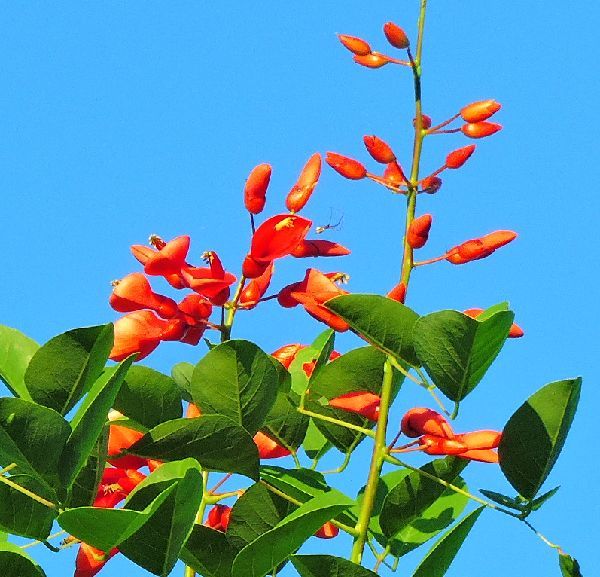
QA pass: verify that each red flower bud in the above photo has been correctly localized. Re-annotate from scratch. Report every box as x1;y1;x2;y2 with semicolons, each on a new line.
328;391;381;421
244;164;272;215
271;344;306;369
461;121;502;139
463;308;524;338
326;152;367;180
387;281;406;303
446;230;517;264
460;100;501;123
291;240;351;258
107;424;146;470
205;505;232;532
315;521;339;539
75;544;118;577
242;254;271;279
363;135;396;164
286;153;322;213
445;145;476;169
186;403;202;418
383;161;407;186
401;408;454;439
110;273;178;319
337;34;371;56
420;175;442;194
419;435;468;456
353;52;389;69
239;262;274;309
383;21;410;49
414;114;432;130
249;214;313;263
253;431;291;459
407;214;432;249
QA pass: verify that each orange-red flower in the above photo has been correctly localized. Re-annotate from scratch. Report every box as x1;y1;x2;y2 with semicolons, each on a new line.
328;391;381;421
407;214;432;249
291;240;351;258
186;403;202;419
253;431;291;459
315;521;339;539
420;175;442;194
107;424;147;470
463;308;524;338
326;152;368;180
460;100;501;123
180;251;236;305
363;135;396;164
109;310;170;362
244;163;272;215
446;230;517;265
445;145;476;169
353;53;390;68
400;407;455;439
205;505;232;532
239;262;274;309
130;244;186;289
75;543;118;577
337;34;372;56
383;21;410;49
109;273;178;319
271;344;306;369
285;269;350;332
387;281;407;304
383;161;407;186
286;153;322;213
141;235;190;277
93;468;146;508
461;121;502;139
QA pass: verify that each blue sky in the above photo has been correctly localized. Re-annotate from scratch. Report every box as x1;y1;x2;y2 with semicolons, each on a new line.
1;2;598;576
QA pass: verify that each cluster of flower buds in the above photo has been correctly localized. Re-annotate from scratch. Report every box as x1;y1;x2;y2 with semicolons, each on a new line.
396;408;502;463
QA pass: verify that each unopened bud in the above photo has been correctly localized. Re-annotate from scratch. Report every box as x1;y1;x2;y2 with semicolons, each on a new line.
460;100;501;123
337;34;372;56
445;145;476;169
383;22;410;49
461;122;502;139
363;135;396;164
326;152;367;180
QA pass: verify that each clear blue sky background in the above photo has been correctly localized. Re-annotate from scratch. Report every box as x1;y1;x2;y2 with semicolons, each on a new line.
1;2;598;576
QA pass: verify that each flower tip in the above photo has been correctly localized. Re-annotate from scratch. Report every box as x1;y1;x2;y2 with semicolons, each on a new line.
383;21;410;49
337;34;372;56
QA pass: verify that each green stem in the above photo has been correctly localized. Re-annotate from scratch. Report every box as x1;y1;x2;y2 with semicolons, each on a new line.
350;358;395;564
222;276;247;341
184;471;210;577
298;408;375;438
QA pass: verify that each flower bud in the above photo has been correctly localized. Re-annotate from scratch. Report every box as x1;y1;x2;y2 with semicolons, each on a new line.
244;163;271;215
205;505;232;532
407;214;432;249
286;153;322;213
242;254;271;279
326;152;367;180
315;521;339;539
417;114;433;130
401;408;454;438
353;52;389;69
445;145;476;169
383;21;410;49
291;240;351;258
337;34;371;56
383;161;407;186
461;122;502;139
328;391;381;421
420;175;442;194
460;99;501;123
446;230;517;264
363;135;396;164
387;281;406;303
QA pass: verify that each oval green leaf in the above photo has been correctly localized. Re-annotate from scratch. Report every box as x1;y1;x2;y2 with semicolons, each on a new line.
292;555;378;577
0;542;46;577
0;325;38;400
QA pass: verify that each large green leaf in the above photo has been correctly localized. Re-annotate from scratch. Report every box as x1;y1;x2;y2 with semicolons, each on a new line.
292;555;378;577
411;507;483;577
302;421;331;460
288;330;335;397
128;415;259;480
559;553;583;577
262;390;308;451
0;474;56;539
0;542;46;577
499;378;581;500
181;525;238;577
231;490;354;577
380;457;468;539
60;357;133;490
171;362;194;402
0;397;70;493
412;309;514;402
326;294;420;366
114;365;182;428
0;325;38;399
190;340;279;435
24;324;114;415
119;466;203;576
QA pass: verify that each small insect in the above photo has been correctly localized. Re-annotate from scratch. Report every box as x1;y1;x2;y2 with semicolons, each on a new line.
316;209;344;234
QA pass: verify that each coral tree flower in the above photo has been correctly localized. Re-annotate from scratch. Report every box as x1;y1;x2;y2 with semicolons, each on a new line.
110;273;178;319
383;21;410;49
445;230;517;265
286;153;322;213
337;34;372;56
75;543;118;577
244;163;272;215
463;308;524;338
363;135;396;164
239;262;274;310
109;310;170;362
253;431;291;459
140;235;191;277
445;145;476;169
328;391;381;421
407;214;433;249
271;344;307;369
180;251;236;305
460;99;501;123
130;244;186;290
107;423;147;470
461;121;502;139
291;240;351;258
315;521;339;539
326;152;368;179
205;505;232;532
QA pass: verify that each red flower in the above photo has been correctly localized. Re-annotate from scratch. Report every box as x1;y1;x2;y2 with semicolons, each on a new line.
286;269;350;332
286;153;322;213
463;308;524;338
107;424;147;470
315;521;339;539
93;468;146;508
109;273;178;319
253;431;291;459
420;175;442;194
75;543;118;577
363;135;396;164
387;281;406;303
353;52;390;69
383;161;407;186
337;34;372;56
407;214;433;249
205;505;232;532
400;407;455;439
328;391;381;421
291;240;351;258
461;121;502;139
141;235;190;277
326;152;368;180
445;145;476;169
244;163;272;215
130;244;186;289
460;100;501;123
186;403;202;418
109;310;170;361
383;21;410;49
446;230;517;265
271;344;306;369
180;251;236;305
239;262;274;309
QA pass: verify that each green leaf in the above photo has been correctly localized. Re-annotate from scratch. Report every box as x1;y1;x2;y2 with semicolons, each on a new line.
530;485;560;512
302;421;331;460
190;340;279;435
119;466;203;576
357;468;469;557
60;357;133;490
181;525;238;577
0;474;56;539
292;555;378;577
171;362;194;402
559;553;583;577
411;507;484;577
0;542;46;577
0;325;38;400
478;489;524;511
499;378;582;499
288;331;334;397
24;324;114;415
227;482;295;550
114;365;182;428
129;415;259;480
262;390;308;451
58;484;176;552
0;397;70;492
231;490;354;577
380;457;468;539
477;302;509;321
412;309;514;402
326;294;420;366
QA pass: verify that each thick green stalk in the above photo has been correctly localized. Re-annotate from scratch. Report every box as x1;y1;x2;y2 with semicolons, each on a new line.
184;471;210;577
